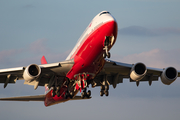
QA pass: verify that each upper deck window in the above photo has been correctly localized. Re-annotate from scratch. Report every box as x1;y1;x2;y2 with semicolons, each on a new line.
99;11;110;16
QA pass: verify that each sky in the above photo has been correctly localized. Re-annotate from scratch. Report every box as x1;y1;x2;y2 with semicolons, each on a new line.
0;0;180;120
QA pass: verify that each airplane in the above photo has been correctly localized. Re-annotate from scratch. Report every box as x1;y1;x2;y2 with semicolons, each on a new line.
0;11;179;107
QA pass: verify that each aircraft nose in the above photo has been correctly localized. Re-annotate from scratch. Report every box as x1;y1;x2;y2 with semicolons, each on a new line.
107;17;118;40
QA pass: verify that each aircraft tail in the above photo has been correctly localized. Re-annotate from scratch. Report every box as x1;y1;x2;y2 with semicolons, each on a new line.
41;56;49;93
41;55;48;64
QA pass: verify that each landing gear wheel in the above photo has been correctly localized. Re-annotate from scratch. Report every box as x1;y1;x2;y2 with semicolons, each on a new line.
81;92;85;99
52;91;56;97
87;90;91;98
107;52;111;58
103;52;106;58
100;90;104;97
56;86;60;97
51;86;56;97
57;91;60;97
65;91;70;99
104;90;109;96
69;92;74;99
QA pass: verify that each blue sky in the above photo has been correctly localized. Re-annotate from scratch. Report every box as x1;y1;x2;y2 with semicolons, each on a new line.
0;0;180;120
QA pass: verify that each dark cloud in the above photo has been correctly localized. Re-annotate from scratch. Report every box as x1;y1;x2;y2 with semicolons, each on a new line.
119;26;180;37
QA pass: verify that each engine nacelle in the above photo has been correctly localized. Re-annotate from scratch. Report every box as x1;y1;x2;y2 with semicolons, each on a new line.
23;64;41;82
161;67;178;85
130;62;147;81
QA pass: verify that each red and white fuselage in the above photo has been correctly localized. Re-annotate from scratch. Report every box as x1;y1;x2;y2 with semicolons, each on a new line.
44;11;118;106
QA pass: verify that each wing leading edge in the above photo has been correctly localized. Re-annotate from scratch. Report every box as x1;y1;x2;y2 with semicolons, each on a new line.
0;59;74;89
0;95;46;101
0;95;91;102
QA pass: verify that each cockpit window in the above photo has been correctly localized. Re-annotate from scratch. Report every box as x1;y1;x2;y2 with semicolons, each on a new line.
99;11;110;16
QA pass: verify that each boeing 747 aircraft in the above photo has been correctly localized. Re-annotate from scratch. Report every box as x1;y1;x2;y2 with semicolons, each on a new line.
0;11;179;107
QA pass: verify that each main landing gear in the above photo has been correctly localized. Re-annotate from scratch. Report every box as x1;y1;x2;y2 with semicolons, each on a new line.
81;88;91;98
103;36;111;58
52;86;61;97
50;75;64;97
100;85;109;97
65;80;75;99
100;75;109;97
50;77;75;98
74;73;92;99
65;91;74;99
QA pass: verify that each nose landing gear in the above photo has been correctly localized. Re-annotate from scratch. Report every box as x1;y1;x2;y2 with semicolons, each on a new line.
103;36;112;58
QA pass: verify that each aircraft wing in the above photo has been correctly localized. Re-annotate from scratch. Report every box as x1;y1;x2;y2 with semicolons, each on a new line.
93;59;180;88
0;59;74;89
0;95;46;101
0;95;91;102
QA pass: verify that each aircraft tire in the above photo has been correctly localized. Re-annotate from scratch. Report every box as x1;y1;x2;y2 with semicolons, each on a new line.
69;92;74;99
87;90;91;98
103;52;106;58
65;92;70;99
57;91;60;97
107;52;110;58
52;91;56;97
100;91;104;97
105;90;109;96
81;92;85;99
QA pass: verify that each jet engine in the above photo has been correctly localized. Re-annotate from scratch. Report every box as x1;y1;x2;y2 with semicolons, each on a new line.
161;67;178;85
23;64;41;82
130;62;147;81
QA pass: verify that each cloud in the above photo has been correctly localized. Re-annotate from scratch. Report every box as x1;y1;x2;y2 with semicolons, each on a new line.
28;38;70;63
119;26;180;37
29;38;49;54
0;38;70;68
